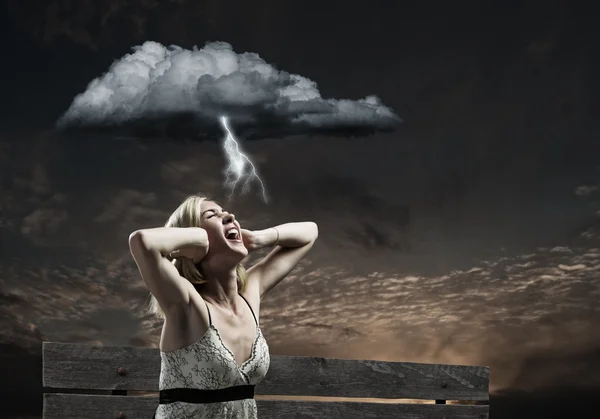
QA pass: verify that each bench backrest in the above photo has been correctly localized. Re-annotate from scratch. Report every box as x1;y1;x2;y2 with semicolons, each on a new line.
42;342;489;419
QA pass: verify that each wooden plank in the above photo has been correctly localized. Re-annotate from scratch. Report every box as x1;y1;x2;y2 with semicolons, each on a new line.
262;356;489;400
44;394;155;419
43;342;489;400
259;400;489;419
43;342;160;392
44;394;489;419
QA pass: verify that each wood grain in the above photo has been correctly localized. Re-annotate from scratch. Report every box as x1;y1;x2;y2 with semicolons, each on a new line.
43;342;489;401
44;394;489;419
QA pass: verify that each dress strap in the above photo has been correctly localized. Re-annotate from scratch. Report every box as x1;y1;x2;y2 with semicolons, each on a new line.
204;300;212;325
238;294;258;326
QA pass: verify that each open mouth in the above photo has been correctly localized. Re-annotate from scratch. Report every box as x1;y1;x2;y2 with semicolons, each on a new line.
225;227;240;241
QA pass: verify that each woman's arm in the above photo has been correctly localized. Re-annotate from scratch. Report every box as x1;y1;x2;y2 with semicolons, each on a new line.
130;227;209;259
251;222;319;249
246;222;319;297
128;227;209;312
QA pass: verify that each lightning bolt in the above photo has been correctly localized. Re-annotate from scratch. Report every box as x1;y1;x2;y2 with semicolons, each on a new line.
220;116;269;203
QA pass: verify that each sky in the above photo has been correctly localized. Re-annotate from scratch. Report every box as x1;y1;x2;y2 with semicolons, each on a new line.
1;0;599;418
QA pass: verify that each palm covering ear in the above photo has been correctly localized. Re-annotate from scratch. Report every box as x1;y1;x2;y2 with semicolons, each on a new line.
241;229;258;252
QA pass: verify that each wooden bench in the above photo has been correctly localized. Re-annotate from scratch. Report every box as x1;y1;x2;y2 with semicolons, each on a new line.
42;341;490;419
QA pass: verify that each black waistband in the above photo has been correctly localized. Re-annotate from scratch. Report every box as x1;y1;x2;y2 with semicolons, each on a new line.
159;385;255;404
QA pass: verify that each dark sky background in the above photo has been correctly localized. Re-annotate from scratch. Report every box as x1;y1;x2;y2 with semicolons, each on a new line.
1;0;599;418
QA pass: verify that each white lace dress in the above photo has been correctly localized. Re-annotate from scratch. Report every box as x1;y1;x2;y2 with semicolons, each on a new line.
154;295;270;419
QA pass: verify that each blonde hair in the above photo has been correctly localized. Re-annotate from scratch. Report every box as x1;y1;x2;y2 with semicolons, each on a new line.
146;193;248;319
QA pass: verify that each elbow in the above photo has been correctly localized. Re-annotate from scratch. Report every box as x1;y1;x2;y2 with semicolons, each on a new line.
128;230;149;253
309;222;319;241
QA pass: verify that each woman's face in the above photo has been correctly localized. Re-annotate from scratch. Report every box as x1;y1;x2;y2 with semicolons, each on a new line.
199;200;248;258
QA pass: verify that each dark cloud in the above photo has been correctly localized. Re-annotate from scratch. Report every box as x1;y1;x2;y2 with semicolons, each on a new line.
346;221;411;252
56;41;400;141
0;291;28;306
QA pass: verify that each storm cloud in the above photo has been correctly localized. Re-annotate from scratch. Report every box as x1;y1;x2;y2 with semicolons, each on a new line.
56;41;401;141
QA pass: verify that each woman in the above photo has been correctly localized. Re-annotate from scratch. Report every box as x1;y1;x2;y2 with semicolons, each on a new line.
128;194;318;419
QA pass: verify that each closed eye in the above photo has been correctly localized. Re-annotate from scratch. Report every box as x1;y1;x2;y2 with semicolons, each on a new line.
204;209;225;219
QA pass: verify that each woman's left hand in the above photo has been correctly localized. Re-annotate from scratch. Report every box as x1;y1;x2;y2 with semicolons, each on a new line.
241;229;260;252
